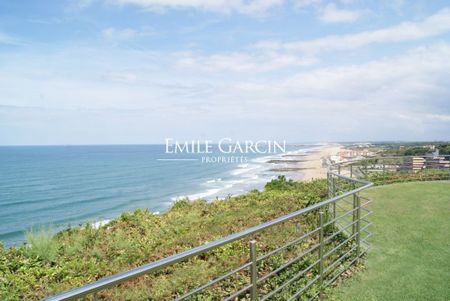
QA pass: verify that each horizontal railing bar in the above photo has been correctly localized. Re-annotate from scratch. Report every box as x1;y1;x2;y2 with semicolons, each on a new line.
361;200;371;206
257;227;320;262
361;233;373;244
308;290;320;301
323;231;358;260
338;197;354;206
358;223;372;235
329;171;371;184
322;222;372;260
174;262;252;300
363;229;372;236
260;260;320;301
323;243;358;275
359;196;370;202
360;205;371;213
324;254;359;289
223;284;252;301
287;275;321;301
334;207;354;225
323;246;371;289
335;204;371;219
43;178;373;300
258;243;321;284
323;207;357;228
333;184;348;192
360;211;372;221
361;216;371;224
324;220;357;244
335;203;352;213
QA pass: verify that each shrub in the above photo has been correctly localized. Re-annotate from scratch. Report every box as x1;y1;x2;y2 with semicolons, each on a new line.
24;226;58;263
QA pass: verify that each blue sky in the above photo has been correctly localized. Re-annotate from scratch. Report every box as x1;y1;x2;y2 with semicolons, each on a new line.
0;0;449;145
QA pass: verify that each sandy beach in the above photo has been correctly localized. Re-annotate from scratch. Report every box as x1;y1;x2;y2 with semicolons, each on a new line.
269;144;343;181
299;144;342;181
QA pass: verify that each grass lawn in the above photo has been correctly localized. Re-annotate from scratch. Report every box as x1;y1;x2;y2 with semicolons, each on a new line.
329;181;450;301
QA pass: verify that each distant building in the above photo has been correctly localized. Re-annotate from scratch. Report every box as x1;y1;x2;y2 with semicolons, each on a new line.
404;155;449;171
409;157;426;171
337;149;375;160
425;155;450;169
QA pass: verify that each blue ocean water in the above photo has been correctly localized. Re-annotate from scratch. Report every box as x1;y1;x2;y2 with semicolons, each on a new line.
0;144;317;246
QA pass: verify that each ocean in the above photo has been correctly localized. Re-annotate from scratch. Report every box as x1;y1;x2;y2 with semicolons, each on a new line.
0;144;318;246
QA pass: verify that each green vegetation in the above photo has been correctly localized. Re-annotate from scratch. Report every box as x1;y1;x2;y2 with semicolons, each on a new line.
24;227;58;263
2;177;347;300
375;142;450;156
328;181;450;301
437;143;450;154
367;169;449;185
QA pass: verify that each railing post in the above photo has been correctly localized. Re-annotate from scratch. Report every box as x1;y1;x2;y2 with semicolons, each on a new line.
318;212;325;300
327;172;331;198
331;177;336;219
448;156;450;180
352;187;357;235
338;165;341;175
249;240;258;301
332;175;335;197
355;194;361;263
350;164;353;178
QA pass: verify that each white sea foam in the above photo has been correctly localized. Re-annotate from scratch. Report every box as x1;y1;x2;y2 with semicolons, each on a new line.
172;188;222;201
230;164;259;175
92;219;110;229
171;145;314;204
206;178;222;184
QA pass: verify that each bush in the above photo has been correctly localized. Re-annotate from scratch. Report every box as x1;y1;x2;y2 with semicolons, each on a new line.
24;226;58;263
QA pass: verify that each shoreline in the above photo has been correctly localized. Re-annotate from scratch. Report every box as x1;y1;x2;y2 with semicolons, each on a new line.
297;144;342;181
265;144;342;181
93;145;338;231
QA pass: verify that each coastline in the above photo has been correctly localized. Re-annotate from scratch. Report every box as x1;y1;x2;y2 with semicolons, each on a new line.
89;144;342;230
267;144;342;182
297;144;342;181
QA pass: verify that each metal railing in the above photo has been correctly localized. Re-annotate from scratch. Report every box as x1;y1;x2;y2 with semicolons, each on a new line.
45;156;433;300
333;155;450;184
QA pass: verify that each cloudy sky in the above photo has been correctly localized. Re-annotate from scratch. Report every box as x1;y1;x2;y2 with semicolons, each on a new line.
0;0;449;145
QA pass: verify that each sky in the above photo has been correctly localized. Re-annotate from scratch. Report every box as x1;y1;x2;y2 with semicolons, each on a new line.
0;0;449;145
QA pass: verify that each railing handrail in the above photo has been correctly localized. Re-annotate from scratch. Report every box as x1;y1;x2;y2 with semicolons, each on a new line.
330;154;450;166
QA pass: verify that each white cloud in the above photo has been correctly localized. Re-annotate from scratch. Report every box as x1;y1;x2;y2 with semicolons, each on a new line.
76;0;96;9
0;32;20;46
206;43;450;132
102;27;137;41
173;8;450;74
292;0;321;9
174;51;317;73
101;26;155;41
255;8;450;54
107;0;284;15
318;3;365;23
279;43;450;103
1;43;449;143
426;114;450;122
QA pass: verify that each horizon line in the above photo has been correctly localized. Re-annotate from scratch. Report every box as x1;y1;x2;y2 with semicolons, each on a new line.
0;140;449;147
